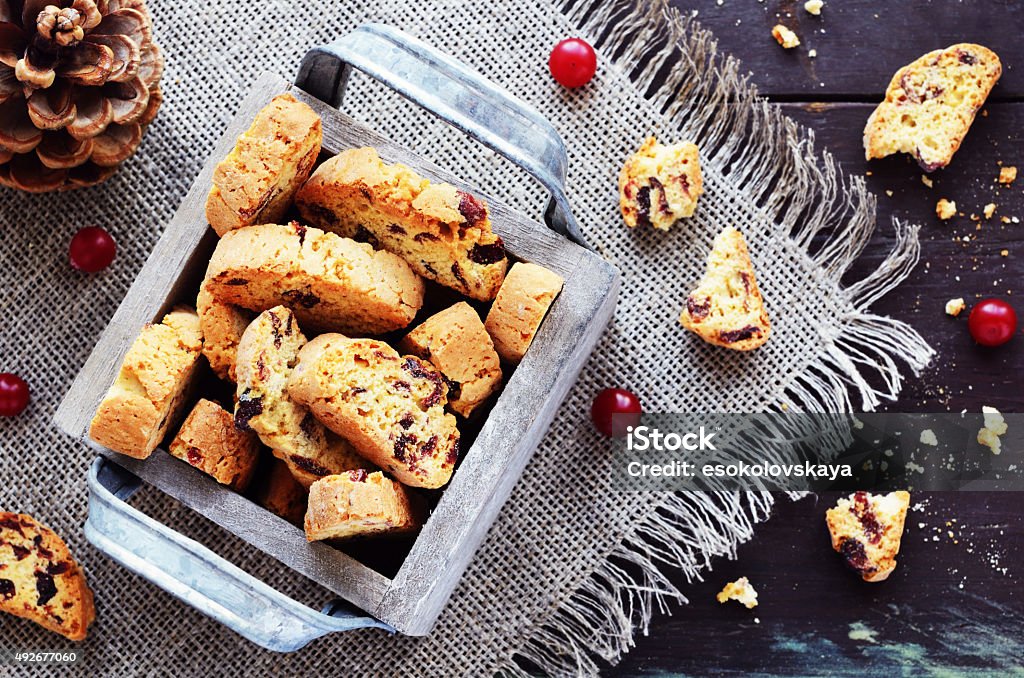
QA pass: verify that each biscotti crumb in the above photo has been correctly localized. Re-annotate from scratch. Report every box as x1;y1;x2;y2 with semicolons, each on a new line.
983;203;997;219
919;429;938;446
945;297;966;316
771;24;800;49
804;0;824;15
936;199;957;220
1001;249;1009;257
998;166;1017;184
921;175;933;188
978;406;1007;455
826;491;910;582
716;577;758;609
808;49;817;59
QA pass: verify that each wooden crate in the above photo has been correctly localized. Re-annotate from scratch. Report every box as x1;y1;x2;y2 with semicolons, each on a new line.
54;72;619;635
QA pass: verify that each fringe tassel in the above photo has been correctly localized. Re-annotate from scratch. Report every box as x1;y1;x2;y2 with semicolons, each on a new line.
498;0;936;675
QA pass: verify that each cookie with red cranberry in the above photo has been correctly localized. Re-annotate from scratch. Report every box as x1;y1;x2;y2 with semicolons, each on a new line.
484;262;564;364
864;44;1001;171
234;306;370;488
205;93;322;237
619;136;703;230
197;280;253;382
89;308;203;459
826;491;910;582
169;398;261;491
305;471;421;541
0;513;95;641
399;302;502;417
287;334;460;489
203;222;424;335
295;146;507;301
678;227;770;351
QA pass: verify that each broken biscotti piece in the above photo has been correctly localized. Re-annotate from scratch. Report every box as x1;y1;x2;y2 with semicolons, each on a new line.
0;513;95;640
252;457;309;526
716;577;758;609
936;198;957;220
295;147;508;301
484;262;564;364
234;306;370;488
197;280;252;382
288;334;460;489
205;93;323;237
864;44;1002;172
89;308;203;459
169;398;260;491
977;405;1008;454
771;24;800;49
305;471;421;541
678;227;771;351
203;222;424;335
826;490;910;582
618;137;703;230
399;302;503;418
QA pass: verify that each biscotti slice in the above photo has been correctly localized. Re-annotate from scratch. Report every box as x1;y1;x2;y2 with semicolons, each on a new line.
169;398;260;491
619;136;704;230
197;280;253;382
234;306;370;488
89;308;203;459
399;302;502;417
826;491;910;582
288;334;460;489
678;227;771;351
295;146;508;301
0;513;95;640
205;93;323;236
204;222;424;334
252;458;308;526
864;44;1001;171
484;262;564;364
305;471;421;541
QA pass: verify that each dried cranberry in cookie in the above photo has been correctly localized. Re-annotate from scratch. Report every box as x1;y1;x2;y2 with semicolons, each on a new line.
678;227;771;351
826;491;910;582
619;136;703;230
295;147;507;301
287;334;460;489
864;44;1001;171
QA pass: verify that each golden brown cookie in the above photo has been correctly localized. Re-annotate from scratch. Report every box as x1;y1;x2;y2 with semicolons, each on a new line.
484;262;564;363
251;457;308;526
205;93;323;236
826;491;910;582
295;147;507;301
619;136;703;230
304;471;421;541
197;280;252;382
0;513;95;640
864;44;1001;171
169;398;261;490
678;227;771;351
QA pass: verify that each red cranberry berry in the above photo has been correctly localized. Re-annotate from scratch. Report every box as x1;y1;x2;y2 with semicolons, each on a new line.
591;387;642;438
549;38;597;88
968;298;1018;347
0;373;30;417
69;226;116;272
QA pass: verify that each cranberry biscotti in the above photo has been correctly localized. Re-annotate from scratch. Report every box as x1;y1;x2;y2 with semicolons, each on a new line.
288;334;460;489
204;222;424;335
484;262;564;364
295;146;508;301
205;93;323;236
89;308;203;458
197;280;252;382
169;398;260;491
619;136;704;230
0;513;95;640
305;471;421;541
826;491;910;582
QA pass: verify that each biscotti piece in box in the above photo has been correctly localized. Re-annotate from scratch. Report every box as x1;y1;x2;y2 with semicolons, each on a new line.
0;513;95;640
864;44;1001;171
252;457;308;526
205;93;322;236
399;302;502;418
203;222;424;335
484;262;564;364
305;471;421;541
169;398;261;491
89;308;203;459
678;227;771;351
234;306;372;488
288;334;460;489
197;280;253;382
295;147;508;301
826;491;910;582
619;136;703;230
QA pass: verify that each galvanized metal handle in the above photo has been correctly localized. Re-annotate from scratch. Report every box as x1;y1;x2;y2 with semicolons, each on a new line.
296;23;587;247
85;457;393;651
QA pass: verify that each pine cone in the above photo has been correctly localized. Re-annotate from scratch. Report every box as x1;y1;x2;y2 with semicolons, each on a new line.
0;0;163;192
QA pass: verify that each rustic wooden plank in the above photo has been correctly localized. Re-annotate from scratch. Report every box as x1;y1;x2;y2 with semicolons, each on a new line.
676;0;1024;99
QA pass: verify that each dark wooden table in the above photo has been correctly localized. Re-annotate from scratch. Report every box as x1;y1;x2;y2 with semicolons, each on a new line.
613;2;1023;675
